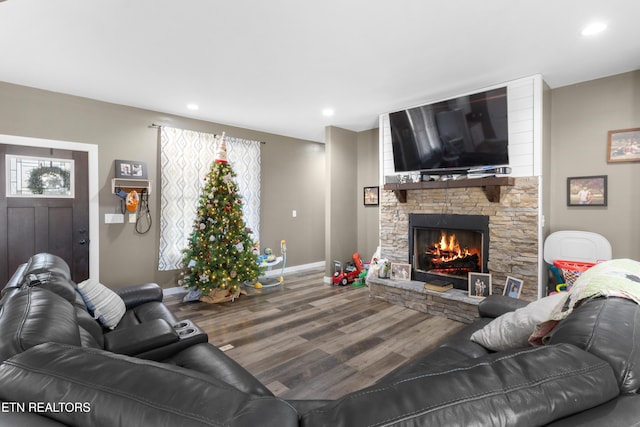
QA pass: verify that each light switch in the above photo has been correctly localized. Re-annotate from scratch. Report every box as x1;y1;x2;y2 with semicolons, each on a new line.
292;210;297;218
105;213;124;224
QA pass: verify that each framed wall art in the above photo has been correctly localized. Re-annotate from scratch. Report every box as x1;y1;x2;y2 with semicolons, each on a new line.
364;186;379;206
607;127;640;163
115;160;147;179
469;272;491;298
567;175;607;206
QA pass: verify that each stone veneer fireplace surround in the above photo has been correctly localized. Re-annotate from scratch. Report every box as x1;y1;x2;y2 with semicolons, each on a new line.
371;176;540;321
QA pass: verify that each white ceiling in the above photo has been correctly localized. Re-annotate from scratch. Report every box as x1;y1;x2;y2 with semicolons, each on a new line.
1;1;639;143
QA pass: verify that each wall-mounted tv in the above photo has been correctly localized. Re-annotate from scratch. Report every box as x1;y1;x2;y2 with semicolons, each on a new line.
389;86;509;174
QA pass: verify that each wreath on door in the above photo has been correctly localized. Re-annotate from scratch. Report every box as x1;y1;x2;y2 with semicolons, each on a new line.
27;166;71;195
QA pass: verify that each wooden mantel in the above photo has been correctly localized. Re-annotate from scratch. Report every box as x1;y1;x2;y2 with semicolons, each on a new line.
383;176;515;203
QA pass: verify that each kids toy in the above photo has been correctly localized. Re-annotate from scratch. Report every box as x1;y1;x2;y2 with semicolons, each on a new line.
332;252;363;286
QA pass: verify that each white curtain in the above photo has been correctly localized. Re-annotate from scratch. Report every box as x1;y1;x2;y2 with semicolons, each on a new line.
158;126;261;271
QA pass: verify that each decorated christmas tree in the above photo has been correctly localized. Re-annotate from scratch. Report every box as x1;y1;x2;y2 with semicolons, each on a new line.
180;134;262;303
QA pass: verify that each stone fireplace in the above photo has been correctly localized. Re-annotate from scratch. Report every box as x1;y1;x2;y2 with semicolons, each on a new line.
370;176;540;322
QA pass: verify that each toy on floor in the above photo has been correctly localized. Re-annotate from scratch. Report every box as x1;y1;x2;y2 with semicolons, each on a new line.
253;240;287;288
332;252;363;286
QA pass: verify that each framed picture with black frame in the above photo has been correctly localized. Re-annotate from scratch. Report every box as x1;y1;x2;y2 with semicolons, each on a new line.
566;175;607;206
364;186;379;206
115;160;147;179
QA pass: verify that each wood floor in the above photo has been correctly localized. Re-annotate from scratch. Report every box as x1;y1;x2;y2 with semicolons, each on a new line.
163;267;465;400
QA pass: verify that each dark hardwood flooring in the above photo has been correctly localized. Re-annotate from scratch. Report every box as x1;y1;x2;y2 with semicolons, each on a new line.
163;267;465;400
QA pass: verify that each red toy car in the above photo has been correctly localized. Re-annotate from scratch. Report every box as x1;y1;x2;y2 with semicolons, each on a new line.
332;253;363;286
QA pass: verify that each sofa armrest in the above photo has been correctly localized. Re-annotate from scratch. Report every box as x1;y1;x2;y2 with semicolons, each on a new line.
0;343;299;427
104;319;179;355
477;294;529;318
114;282;163;309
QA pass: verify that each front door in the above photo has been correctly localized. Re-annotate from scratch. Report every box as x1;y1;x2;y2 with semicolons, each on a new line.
0;144;89;283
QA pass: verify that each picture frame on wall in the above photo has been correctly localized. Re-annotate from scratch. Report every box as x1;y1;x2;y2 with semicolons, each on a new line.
468;272;491;298
503;276;523;299
566;175;607;206
364;186;379;206
115;160;147;179
390;263;411;281
607;127;640;163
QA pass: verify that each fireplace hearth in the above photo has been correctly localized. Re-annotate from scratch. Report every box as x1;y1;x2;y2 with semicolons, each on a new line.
409;214;489;290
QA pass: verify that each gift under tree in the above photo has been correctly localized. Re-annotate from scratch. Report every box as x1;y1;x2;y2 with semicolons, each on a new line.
180;134;261;303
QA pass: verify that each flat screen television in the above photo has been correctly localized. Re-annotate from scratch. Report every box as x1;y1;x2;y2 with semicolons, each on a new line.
389;86;509;174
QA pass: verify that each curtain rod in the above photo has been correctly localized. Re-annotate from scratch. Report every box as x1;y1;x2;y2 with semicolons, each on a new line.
149;123;265;144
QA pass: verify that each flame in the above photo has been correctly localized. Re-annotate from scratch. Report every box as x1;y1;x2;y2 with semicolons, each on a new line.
432;232;471;262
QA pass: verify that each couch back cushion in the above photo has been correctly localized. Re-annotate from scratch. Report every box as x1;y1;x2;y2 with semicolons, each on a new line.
0;343;299;427
0;288;81;362
23;253;71;278
546;297;640;393
301;344;619;427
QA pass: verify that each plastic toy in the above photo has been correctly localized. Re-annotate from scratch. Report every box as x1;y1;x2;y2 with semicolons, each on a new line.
332;253;363;286
253;240;287;288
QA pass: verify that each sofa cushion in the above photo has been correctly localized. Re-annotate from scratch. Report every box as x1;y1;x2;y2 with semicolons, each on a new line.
23;253;71;279
301;344;619;427
546;394;640;426
546;297;640;393
0;342;298;427
117;300;177;329
470;292;566;351
0;288;81;362
77;279;126;329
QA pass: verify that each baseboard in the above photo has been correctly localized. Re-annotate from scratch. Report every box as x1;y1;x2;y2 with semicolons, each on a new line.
162;260;326;296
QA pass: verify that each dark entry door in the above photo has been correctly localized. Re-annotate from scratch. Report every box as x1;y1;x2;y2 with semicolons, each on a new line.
0;144;89;284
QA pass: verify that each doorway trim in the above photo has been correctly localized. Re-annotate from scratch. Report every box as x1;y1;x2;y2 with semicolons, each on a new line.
0;134;99;280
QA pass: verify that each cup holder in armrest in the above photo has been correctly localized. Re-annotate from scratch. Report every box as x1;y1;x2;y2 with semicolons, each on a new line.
173;320;204;339
178;328;197;337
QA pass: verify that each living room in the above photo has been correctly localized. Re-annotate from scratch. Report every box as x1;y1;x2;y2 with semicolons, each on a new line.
2;2;640;425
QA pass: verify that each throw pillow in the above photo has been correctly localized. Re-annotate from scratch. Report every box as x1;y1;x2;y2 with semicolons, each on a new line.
77;279;126;329
470;293;567;351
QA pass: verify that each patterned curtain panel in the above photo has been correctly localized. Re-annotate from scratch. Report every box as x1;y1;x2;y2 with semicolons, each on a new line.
158;126;261;271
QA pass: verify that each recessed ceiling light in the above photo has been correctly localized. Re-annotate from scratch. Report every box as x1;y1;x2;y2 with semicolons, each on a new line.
186;103;199;111
581;22;607;36
322;108;335;117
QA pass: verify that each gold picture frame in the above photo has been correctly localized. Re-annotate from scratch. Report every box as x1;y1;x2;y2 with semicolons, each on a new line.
607;127;640;163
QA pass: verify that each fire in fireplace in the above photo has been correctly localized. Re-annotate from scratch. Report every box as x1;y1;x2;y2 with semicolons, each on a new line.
409;214;489;290
421;230;481;275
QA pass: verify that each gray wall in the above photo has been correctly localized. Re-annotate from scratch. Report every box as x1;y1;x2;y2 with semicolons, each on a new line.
356;128;380;260
549;70;640;259
324;126;380;279
0;82;325;288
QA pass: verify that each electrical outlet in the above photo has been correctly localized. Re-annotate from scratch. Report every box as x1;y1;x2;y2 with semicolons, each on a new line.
292;210;297;218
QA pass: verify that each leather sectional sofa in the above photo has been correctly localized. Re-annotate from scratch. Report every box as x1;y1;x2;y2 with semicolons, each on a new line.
1;253;639;426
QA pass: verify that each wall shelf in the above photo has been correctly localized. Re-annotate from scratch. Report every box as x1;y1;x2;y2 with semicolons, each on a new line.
111;178;152;195
383;176;514;203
